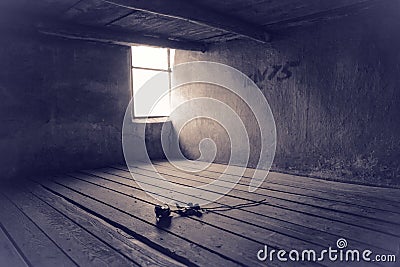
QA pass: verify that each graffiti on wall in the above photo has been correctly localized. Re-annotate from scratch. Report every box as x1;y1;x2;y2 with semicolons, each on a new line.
247;60;300;88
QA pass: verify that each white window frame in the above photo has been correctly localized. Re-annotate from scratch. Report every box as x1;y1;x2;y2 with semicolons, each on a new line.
131;47;172;118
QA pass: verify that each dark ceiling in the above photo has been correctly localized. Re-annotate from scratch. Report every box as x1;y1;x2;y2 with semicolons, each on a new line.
0;0;385;51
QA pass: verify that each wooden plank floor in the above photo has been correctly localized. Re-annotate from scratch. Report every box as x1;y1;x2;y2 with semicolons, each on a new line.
1;160;399;267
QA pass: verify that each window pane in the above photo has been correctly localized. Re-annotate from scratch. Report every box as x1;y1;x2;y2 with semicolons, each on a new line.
131;46;169;70
132;69;170;117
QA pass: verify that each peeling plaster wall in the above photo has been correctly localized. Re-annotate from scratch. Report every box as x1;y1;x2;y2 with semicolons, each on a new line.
0;32;131;181
174;1;400;187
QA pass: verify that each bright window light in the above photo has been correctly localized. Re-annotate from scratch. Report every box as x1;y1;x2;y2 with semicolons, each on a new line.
131;46;174;117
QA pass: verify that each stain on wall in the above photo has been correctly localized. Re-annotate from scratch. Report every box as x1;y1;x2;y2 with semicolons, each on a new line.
0;31;131;181
174;1;400;188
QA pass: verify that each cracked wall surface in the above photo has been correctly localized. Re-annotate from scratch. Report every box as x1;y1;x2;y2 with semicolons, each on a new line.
173;1;400;188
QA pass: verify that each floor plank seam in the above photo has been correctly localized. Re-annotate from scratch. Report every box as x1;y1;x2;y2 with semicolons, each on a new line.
29;189;141;267
98;169;400;239
80;171;357;247
79;171;346;247
115;166;400;223
155;160;400;192
0;221;32;267
1;192;79;267
148;162;400;203
132;164;400;214
33;179;246;267
73;174;303;248
72;171;397;254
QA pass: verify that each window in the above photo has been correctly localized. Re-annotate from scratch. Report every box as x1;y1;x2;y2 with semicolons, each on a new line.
131;46;175;117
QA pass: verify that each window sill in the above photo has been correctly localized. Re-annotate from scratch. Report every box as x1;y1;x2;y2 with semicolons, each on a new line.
132;117;170;124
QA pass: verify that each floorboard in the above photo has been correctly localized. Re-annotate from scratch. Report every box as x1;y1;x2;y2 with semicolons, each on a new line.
0;192;77;267
82;168;399;255
95;167;399;248
3;187;137;267
31;177;243;267
149;161;400;212
27;182;183;267
44;174;299;267
0;161;399;266
0;224;29;267
118;163;400;222
160;161;400;202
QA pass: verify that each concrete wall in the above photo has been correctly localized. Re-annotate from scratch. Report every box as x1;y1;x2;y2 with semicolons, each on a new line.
174;1;400;188
0;31;131;181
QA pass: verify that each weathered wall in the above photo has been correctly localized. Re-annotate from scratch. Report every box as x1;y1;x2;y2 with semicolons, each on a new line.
174;1;400;187
0;31;131;181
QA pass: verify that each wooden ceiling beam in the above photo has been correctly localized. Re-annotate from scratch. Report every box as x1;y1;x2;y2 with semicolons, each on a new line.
36;21;208;52
102;0;271;43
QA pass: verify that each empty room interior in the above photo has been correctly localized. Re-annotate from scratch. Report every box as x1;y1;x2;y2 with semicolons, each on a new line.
1;0;400;266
